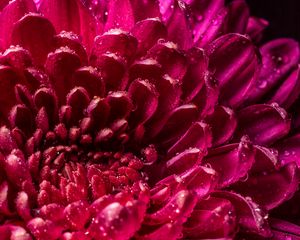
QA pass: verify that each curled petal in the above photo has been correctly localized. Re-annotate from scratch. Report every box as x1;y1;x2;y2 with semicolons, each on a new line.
0;0;36;49
204;136;255;187
12;14;56;66
212;191;271;237
107;92;133;121
205;105;237;146
45;47;81;103
235;103;291;146
233;161;299;210
246;38;300;104
246;17;269;43
167;121;212;157
207;33;260;108
275;133;300;167
268;65;300;108
132;18;167;56
183;196;237;239
128;79;159;127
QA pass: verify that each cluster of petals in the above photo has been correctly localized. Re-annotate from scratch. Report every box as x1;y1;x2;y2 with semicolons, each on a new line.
0;0;299;239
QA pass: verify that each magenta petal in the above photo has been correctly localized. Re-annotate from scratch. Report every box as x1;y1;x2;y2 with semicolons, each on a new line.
268;66;300;108
246;38;300;104
270;219;300;240
165;0;193;50
224;0;250;34
91;30;138;64
207;33;260;108
39;0;80;34
204;136;255;187
233;161;299;210
144;190;197;225
86;97;110;130
0;66;18;120
131;18;167;56
128;79;158;127
11;14;56;66
275;133;300;167
205;105;237;146
0;0;36;49
72;67;105;98
246;17;269;43
165;148;204;175
9;104;33;135
45;47;81;103
107;92;133;121
183;197;237;239
0;126;17;155
182;48;208;102
167;122;212;157
148;41;187;81
235;103;291;146
212;191;271;237
104;0;134;31
89;200;146;240
130;0;160;22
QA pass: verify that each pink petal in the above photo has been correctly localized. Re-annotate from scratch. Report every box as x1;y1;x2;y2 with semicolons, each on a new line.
233;161;299;210
131;18;167;56
130;0;160;22
38;0;80;34
183;197;237;239
9;104;34;135
181;48;208;102
107;92;133;121
234;103;291;146
246;17;269;43
165;0;193;50
0;0;36;49
167;122;212;157
0;126;17;155
212;191;271;237
11;14;56;66
72;66;105;98
91;30;138;64
275;133;300;167
268;65;300;108
223;0;249;34
87;97;110;130
45;47;81;103
104;0;134;31
147;40;187;81
203;136;255;187
207;33;260;108
128;79;159;127
246;38;300;104
205;105;237;146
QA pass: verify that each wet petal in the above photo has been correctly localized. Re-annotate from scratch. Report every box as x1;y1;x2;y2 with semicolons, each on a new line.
204;136;255;187
45;47;81;103
246;38;300;104
268;65;300;108
207;33;260;108
0;0;36;49
246;17;269;43
235;103;291;146
11;14;56;66
183;196;237;239
212;191;271;237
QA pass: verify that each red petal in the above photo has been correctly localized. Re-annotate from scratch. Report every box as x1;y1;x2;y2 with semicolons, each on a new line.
204;136;255;187
45;47;81;103
0;0;36;49
12;14;56;66
235;103;291;146
207;33;260;108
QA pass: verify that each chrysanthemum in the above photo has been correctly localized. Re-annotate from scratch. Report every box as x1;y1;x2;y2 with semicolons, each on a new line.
0;0;299;239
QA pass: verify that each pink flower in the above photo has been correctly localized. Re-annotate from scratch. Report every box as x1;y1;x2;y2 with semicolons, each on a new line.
0;0;299;239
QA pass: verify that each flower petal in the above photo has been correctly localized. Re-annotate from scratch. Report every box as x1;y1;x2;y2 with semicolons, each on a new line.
0;0;36;49
246;38;300;104
207;33;260;108
212;191;271;237
203;136;255;187
246;17;269;43
268;65;300;108
205;105;237;146
11;14;56;66
234;103;291;146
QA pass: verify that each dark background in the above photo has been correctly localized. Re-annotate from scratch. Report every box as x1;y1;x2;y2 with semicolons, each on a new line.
245;0;300;42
